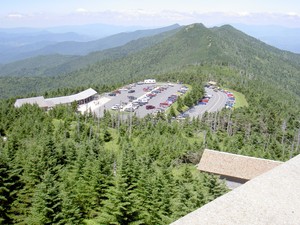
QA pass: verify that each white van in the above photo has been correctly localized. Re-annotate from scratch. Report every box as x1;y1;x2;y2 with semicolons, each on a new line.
144;79;156;84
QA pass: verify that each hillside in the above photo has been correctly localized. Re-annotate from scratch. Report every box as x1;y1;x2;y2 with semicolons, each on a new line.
0;24;180;65
0;23;300;99
0;25;180;78
59;23;300;96
1;23;300;225
0;31;91;63
29;24;181;56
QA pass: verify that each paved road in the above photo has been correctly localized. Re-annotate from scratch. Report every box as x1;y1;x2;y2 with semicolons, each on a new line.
93;83;182;118
185;87;227;118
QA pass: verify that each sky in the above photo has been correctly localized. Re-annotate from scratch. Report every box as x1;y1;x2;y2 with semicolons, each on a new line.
1;0;300;28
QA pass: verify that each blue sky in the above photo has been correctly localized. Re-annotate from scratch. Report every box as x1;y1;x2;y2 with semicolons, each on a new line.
1;0;300;28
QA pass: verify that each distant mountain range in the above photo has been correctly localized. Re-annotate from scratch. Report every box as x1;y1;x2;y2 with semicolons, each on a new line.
0;24;180;64
0;23;299;99
232;24;300;53
0;24;180;77
1;23;300;65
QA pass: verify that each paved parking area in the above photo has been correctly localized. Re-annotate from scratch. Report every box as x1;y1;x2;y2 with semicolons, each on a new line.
92;82;182;118
184;87;227;118
87;84;228;119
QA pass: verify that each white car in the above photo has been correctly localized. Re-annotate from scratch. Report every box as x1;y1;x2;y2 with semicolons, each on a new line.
111;104;122;110
125;107;135;112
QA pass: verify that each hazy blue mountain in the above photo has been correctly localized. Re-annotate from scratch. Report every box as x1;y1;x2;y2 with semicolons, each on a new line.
0;31;92;63
232;24;300;53
26;24;180;56
0;26;181;77
45;23;145;38
0;24;180;64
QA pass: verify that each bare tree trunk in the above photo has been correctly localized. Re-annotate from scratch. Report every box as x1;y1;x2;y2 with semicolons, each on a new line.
113;160;117;176
281;120;287;159
213;112;218;132
129;109;133;138
295;129;300;154
227;110;232;136
89;126;92;142
203;130;207;147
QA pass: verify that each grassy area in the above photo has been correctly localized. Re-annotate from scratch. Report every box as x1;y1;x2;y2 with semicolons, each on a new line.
224;88;248;108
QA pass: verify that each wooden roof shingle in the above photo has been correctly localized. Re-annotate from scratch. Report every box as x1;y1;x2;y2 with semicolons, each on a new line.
197;149;282;180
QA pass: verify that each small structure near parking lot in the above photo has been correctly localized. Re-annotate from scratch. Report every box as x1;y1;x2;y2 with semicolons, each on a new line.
144;79;156;84
208;81;217;86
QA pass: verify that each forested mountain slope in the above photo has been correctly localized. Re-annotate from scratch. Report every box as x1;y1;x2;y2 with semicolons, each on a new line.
0;23;300;99
0;26;181;79
57;23;300;97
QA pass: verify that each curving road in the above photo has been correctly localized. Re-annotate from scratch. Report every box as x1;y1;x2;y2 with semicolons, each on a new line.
185;87;228;118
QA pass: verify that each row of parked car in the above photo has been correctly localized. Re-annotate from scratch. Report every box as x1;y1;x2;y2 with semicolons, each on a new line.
224;91;235;108
198;92;213;105
123;85;171;112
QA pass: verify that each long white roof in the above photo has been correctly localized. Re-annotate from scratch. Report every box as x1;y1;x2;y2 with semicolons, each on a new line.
14;96;47;108
14;88;97;108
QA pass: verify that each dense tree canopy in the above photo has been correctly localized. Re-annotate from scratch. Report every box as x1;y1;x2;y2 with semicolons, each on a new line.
0;23;299;224
0;64;299;224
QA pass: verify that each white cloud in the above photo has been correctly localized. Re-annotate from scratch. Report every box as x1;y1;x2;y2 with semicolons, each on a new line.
286;12;300;17
7;13;24;18
76;8;89;13
238;12;251;16
2;9;300;28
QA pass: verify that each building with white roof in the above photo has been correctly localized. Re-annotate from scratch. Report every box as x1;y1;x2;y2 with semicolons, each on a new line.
14;88;97;110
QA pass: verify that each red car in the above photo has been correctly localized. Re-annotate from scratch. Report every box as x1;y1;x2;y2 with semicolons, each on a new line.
146;105;155;110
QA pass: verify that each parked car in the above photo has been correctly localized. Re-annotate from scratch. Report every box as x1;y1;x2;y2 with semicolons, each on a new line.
146;105;155;110
160;102;169;107
111;104;122;110
128;89;135;93
108;92;116;96
125;107;135;112
128;96;137;100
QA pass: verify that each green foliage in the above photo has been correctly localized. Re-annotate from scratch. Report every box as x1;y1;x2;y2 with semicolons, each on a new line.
0;22;299;225
1;23;300;100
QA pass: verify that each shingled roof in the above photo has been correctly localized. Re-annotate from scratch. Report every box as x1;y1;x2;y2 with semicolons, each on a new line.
197;149;282;180
171;154;300;225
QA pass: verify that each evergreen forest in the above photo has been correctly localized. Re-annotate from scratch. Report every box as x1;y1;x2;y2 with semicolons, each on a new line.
0;23;300;224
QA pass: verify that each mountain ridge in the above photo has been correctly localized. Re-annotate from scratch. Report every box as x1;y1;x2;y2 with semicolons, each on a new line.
0;23;299;99
0;24;180;64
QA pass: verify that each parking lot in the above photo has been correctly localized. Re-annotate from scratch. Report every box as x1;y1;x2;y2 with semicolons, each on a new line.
184;87;228;118
88;82;230;119
92;82;183;118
